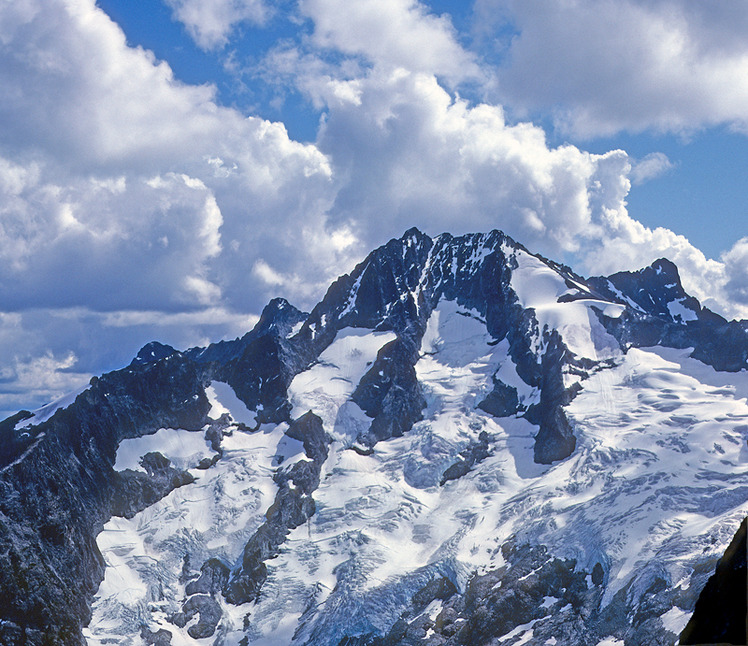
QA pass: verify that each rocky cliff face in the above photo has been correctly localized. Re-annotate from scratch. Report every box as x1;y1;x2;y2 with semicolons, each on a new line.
680;517;747;645
0;353;209;645
0;228;746;646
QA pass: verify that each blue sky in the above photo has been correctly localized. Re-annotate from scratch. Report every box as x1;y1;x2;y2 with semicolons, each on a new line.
0;0;747;415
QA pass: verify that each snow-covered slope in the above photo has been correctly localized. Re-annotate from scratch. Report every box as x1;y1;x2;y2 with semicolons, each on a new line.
1;228;746;646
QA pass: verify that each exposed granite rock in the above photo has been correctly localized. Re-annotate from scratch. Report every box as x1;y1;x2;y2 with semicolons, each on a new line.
170;594;222;639
141;626;173;645
0;410;34;470
528;331;579;464
223;475;317;605
110;451;195;519
326;227;433;342
333;537;597;646
131;341;179;366
285;410;331;463
477;378;520;417
169;558;230;640
185;558;230;597
353;339;426;447
440;432;491;486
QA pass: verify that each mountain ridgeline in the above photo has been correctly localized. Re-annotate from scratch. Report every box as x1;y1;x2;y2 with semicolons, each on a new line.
0;228;746;646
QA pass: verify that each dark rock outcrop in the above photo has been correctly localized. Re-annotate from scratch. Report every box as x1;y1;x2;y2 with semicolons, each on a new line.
141;626;173;645
185;558;230;597
477;378;520;417
440;431;491;485
170;594;223;639
285;409;331;463
353;338;426;446
339;537;600;646
528;331;579;464
0;352;210;645
110;451;195;519
680;516;747;645
170;558;231;640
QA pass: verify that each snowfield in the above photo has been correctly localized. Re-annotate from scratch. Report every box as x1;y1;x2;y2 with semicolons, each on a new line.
509;249;622;361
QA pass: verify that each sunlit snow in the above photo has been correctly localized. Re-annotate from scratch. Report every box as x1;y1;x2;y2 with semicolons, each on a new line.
509;249;622;360
15;382;90;429
207;381;257;425
288;327;396;438
666;298;699;323
114;428;213;472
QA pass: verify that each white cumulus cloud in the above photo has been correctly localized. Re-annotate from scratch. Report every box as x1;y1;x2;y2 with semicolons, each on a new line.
166;0;271;50
477;0;748;137
316;67;606;255
300;0;483;86
630;152;674;185
722;237;748;308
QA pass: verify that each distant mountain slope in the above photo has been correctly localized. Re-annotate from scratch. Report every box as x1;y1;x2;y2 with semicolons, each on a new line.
0;228;746;646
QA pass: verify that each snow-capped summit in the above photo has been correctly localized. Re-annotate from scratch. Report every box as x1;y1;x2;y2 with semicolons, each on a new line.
0;228;746;646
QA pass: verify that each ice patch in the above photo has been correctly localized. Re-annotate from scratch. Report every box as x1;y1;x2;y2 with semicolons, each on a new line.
114;427;212;472
606;280;645;312
498;617;545;642
287;320;305;338
16;383;90;429
207;381;256;426
660;606;690;635
493;339;538;408
601;302;625;319
339;270;365;318
667;298;698;323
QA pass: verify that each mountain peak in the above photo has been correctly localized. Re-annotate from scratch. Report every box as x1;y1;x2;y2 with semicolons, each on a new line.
254;297;307;336
400;225;430;245
650;256;679;279
131;340;178;366
2;228;747;646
